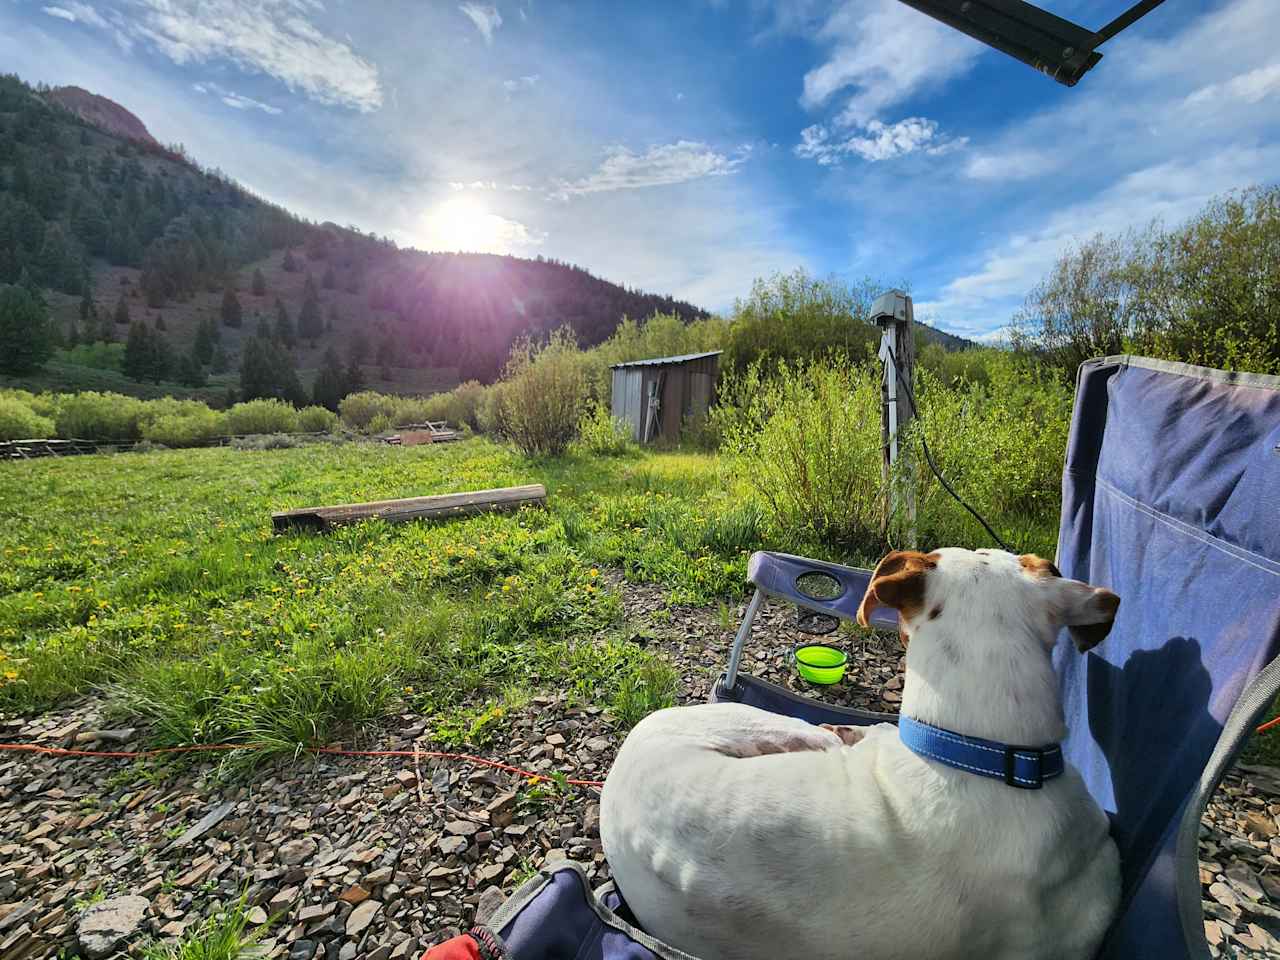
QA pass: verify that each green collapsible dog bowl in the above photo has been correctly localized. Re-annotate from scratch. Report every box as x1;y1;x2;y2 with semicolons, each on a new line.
793;643;848;685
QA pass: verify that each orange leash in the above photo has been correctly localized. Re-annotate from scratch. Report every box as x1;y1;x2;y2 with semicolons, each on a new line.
0;741;606;788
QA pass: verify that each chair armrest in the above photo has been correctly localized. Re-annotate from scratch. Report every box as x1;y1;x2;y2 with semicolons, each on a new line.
747;550;899;631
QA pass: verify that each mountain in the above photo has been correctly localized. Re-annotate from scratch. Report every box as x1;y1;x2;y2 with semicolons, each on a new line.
44;86;159;147
0;73;707;398
917;322;975;352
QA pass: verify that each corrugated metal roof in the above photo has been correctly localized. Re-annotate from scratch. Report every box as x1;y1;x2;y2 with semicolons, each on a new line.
609;350;723;369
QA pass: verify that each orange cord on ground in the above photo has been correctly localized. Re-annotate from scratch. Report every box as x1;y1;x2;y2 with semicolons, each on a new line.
1256;716;1280;736
0;741;605;788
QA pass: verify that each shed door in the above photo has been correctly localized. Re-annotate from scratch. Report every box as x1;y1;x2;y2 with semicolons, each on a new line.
622;370;644;440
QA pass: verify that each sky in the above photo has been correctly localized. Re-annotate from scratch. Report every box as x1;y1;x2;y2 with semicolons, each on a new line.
1;0;1277;338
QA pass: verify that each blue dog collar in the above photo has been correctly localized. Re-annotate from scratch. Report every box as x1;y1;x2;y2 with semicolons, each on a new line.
898;715;1064;790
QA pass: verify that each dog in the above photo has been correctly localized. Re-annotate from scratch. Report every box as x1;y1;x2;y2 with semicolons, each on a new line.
600;548;1121;960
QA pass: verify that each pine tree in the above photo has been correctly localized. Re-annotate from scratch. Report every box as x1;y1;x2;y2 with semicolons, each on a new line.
220;286;242;328
178;350;207;387
154;313;166;331
348;329;370;366
311;346;348;411
345;356;366;394
282;249;298;273
326;302;339;334
97;305;113;343
113;295;130;326
149;330;173;383
193;317;215;365
322;265;335;289
256;313;272;340
298;273;322;342
274;298;295;348
122;319;152;381
211;343;230;374
66;316;79;348
251;267;266;296
0;283;53;374
240;335;306;405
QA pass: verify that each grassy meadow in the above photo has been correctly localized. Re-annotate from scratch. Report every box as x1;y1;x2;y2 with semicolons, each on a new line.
0;438;772;755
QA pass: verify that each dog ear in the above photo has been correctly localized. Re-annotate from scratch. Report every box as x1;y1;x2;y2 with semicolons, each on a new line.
1043;578;1121;652
857;551;937;627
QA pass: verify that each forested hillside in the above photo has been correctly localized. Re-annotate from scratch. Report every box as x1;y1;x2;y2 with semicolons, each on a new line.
0;73;706;400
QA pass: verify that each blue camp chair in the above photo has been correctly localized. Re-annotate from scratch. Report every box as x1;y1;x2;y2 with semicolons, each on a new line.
451;355;1280;960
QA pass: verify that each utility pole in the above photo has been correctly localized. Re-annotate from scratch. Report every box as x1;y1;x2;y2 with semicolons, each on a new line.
873;290;916;547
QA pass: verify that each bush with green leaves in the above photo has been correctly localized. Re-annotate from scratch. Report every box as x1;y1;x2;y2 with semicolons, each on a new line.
296;405;339;433
338;390;398;431
0;394;54;440
54;391;147;441
574;402;632;457
493;329;588;456
582;312;728;401
224;398;300;436
141;407;228;447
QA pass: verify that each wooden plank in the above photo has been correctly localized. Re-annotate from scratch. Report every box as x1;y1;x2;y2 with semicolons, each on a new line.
272;484;547;533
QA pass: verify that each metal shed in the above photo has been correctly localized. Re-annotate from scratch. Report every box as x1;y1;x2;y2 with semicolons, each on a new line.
610;350;722;444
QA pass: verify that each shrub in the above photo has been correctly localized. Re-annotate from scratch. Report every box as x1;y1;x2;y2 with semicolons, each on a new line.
494;329;588;456
296;405;339;433
338;390;397;431
55;392;147;441
0;395;54;440
723;362;886;552
231;433;300;450
141;408;227;447
574;402;631;456
224;398;300;436
366;412;393;434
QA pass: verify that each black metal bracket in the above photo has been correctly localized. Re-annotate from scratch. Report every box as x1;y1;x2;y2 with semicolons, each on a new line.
894;0;1168;86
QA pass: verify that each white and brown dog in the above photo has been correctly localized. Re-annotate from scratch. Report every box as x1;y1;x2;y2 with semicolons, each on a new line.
601;548;1121;960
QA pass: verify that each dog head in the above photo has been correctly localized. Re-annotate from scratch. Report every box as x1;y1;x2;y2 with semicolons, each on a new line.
856;548;1120;653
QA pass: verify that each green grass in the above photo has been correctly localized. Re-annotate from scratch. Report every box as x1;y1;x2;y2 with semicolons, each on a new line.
141;893;268;960
0;439;759;756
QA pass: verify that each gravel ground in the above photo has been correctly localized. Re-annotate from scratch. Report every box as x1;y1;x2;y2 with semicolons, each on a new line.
2;580;1277;958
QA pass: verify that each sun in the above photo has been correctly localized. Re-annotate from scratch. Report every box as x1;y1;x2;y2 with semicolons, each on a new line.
421;195;511;253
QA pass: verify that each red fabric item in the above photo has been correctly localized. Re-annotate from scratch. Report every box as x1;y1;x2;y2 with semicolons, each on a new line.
420;934;483;960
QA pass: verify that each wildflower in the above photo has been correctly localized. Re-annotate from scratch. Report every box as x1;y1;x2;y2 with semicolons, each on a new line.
2;670;16;681
241;629;252;637
33;592;43;599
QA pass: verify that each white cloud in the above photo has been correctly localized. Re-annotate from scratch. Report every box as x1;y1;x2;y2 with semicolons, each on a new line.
800;0;982;126
502;73;538;93
67;0;381;111
459;2;502;44
41;2;108;28
1185;62;1280;107
964;150;1057;182
554;140;749;198
796;117;963;164
192;80;282;115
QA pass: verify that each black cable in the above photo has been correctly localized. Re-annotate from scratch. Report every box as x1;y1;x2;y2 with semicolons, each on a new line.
883;345;1014;552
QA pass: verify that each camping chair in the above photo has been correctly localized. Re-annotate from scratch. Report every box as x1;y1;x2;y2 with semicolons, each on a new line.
430;355;1280;960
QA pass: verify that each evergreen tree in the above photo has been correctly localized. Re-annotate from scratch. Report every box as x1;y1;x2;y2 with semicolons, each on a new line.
240;335;306;405
0;283;53;374
113;294;130;326
154;313;166;331
256;313;272;340
322;265;335;289
194;317;215;365
326;302;339;334
220;286;242;328
17;267;45;310
274;298;295;347
251;267;266;296
211;343;230;374
178;350;207;387
298;273;322;342
149;330;173;383
282;249;298;272
311;346;348;411
348;329;371;365
375;334;396;369
122;319;152;381
345;356;366;394
78;291;93;327
97;305;113;343
66;316;79;348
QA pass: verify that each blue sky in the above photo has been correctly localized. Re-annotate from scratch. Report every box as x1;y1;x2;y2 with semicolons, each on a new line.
2;0;1277;337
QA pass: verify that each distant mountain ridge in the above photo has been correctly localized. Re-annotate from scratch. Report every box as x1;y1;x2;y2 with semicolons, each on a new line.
45;86;159;147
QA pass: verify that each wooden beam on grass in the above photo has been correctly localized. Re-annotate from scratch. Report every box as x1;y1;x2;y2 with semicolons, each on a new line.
272;483;547;534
